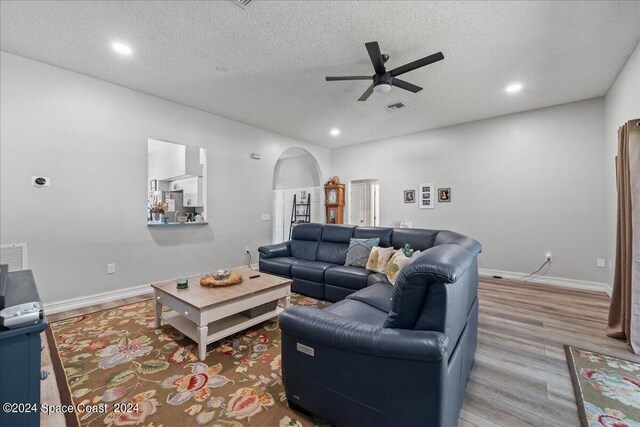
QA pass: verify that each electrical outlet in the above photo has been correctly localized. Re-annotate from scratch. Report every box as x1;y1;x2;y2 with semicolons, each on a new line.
597;258;606;268
261;214;270;221
107;263;116;274
545;251;553;262
245;246;250;253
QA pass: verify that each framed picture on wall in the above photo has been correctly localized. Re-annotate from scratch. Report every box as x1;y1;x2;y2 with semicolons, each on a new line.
419;183;434;209
438;188;451;202
404;190;415;203
150;179;157;192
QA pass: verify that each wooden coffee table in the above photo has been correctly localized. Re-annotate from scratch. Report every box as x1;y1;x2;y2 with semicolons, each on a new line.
151;266;291;360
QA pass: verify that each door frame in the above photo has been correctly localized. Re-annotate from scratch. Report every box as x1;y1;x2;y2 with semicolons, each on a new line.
348;179;380;226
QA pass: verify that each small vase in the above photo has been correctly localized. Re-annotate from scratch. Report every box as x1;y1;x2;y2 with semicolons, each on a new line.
153;212;160;222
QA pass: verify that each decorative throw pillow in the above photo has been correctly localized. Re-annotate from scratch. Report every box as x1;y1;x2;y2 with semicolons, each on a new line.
366;246;395;273
384;249;421;284
345;238;380;268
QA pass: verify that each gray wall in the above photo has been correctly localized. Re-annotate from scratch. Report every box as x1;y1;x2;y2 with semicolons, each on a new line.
0;51;330;303
604;40;640;290
331;98;608;284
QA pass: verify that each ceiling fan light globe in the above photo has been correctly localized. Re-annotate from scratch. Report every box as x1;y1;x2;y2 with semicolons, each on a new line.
374;83;392;93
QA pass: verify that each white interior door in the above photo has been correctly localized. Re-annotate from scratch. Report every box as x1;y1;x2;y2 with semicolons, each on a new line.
350;182;369;226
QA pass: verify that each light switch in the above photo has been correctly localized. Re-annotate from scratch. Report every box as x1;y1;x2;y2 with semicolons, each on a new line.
596;259;606;268
262;214;271;221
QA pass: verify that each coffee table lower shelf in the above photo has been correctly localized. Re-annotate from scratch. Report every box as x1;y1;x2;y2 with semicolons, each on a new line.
161;307;284;359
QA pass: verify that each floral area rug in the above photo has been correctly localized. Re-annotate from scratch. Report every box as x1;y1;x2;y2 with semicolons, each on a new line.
564;345;640;427
46;294;331;427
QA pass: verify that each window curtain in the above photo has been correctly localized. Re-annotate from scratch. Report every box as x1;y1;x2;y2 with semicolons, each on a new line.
607;119;640;354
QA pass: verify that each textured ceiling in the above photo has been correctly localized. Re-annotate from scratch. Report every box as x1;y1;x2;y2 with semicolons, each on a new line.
1;1;639;148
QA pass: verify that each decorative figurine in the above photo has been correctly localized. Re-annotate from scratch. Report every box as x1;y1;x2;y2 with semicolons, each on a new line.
402;243;415;258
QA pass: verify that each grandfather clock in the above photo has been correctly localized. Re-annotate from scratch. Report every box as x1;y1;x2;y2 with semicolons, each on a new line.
324;178;345;224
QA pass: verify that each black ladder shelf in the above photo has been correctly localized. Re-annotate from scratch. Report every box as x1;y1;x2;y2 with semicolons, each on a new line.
289;194;311;239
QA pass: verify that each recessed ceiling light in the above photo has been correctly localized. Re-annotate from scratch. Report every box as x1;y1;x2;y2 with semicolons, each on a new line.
330;128;341;137
505;83;523;94
112;42;132;56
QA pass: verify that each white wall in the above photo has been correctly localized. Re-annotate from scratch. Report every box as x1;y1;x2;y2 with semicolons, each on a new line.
332;98;608;285
273;154;321;190
0;51;330;304
604;41;640;289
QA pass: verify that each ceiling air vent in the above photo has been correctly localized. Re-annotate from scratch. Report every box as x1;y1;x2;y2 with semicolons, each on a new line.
385;102;406;112
230;0;253;8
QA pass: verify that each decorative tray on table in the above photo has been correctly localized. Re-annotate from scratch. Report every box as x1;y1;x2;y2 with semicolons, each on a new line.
200;270;243;288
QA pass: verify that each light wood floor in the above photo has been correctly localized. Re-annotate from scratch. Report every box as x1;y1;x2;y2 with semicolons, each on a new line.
40;279;639;427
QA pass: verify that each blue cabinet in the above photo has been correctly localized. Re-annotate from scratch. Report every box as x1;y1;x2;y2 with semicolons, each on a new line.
0;270;48;427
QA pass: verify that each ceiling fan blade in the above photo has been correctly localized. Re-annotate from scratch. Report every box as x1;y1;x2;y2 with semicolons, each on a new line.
390;52;444;77
358;84;374;101
392;78;423;93
326;76;372;81
365;41;386;74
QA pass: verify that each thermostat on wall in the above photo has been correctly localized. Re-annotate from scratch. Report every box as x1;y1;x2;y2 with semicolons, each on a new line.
31;176;50;187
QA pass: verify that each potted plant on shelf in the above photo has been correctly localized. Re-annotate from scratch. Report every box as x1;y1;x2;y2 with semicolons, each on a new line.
149;203;167;222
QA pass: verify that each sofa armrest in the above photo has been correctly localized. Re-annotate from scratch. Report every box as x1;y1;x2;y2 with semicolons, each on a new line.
384;244;478;330
279;306;447;362
258;242;291;259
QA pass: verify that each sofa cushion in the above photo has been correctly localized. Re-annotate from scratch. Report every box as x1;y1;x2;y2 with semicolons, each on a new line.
291;278;325;300
291;223;324;240
259;257;298;277
321;224;355;243
384;249;421;284
365;246;395;273
344;238;379;267
291;260;337;283
316;225;355;264
323;299;388;326
325;265;372;291
391;228;439;251
354;227;393;247
290;223;323;261
346;283;393;313
325;285;357;302
367;273;390;287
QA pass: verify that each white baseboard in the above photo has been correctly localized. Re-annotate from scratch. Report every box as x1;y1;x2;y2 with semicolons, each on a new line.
44;283;153;314
479;268;608;294
604;282;613;297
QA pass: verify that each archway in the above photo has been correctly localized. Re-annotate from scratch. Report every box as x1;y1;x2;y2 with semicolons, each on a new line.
272;148;323;243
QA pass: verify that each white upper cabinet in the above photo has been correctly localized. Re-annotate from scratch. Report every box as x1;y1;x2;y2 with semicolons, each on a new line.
170;177;203;207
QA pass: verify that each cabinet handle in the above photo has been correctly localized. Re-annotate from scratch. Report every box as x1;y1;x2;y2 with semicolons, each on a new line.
184;311;189;316
156;296;161;301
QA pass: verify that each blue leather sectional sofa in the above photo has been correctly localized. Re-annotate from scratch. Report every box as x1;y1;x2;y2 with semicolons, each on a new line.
258;223;482;427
